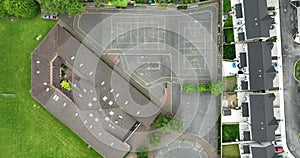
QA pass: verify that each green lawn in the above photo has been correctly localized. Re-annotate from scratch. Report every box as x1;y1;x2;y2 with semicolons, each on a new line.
223;44;235;60
223;0;231;13
223;16;233;28
223;28;234;43
224;76;237;92
222;144;240;158
222;124;239;142
0;16;102;158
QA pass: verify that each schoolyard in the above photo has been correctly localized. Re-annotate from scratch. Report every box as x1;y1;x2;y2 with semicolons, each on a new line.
0;15;102;158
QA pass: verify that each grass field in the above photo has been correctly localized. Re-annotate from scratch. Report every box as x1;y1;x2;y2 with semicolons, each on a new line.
222;124;239;142
223;16;233;28
223;44;235;60
222;144;240;158
224;76;237;92
223;0;231;13
223;29;234;43
0;16;102;158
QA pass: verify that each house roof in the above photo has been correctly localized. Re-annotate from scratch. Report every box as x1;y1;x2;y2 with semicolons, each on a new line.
31;25;160;157
243;0;272;39
249;93;278;142
248;42;276;91
251;144;278;158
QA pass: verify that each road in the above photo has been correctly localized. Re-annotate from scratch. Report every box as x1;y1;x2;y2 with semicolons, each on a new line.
279;0;300;157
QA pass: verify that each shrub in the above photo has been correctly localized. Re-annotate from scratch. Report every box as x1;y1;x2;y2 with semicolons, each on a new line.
197;84;208;92
136;147;148;158
3;0;38;18
209;81;224;96
60;80;72;91
182;83;196;94
148;132;161;147
177;5;188;10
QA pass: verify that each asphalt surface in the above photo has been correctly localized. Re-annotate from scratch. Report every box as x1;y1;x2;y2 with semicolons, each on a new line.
60;5;220;156
279;1;300;157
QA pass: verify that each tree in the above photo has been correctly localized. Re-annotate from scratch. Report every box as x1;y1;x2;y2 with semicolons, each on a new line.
155;115;173;134
168;117;182;132
155;115;182;133
38;0;86;16
60;80;72;91
136;146;148;158
148;132;161;147
0;1;7;17
209;81;224;96
110;0;129;7
197;83;208;93
3;0;38;18
94;0;109;7
182;83;196;94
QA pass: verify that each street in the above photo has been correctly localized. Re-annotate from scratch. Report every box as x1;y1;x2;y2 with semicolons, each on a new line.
279;0;300;157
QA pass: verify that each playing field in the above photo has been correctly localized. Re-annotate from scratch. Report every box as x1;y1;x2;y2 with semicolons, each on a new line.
0;15;102;158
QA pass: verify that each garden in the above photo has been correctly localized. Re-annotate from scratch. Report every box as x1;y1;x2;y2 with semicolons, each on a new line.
222;144;240;158
182;81;225;96
223;44;235;60
222;124;240;142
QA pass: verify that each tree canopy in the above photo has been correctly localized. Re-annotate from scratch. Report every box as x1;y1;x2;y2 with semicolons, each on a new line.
155;115;182;134
136;147;148;158
148;132;161;147
38;0;86;16
110;0;130;7
209;81;224;96
182;83;196;94
183;81;224;96
0;1;7;17
3;0;38;18
60;80;72;91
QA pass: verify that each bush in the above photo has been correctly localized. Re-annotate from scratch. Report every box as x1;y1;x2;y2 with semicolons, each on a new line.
182;83;196;94
38;0;86;17
60;80;72;91
208;81;224;96
168;117;182;132
94;0;109;6
148;132;161;147
294;59;300;82
3;0;38;18
0;1;7;17
136;147;148;158
266;36;277;42
198;84;208;92
111;0;130;7
154;115;182;134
